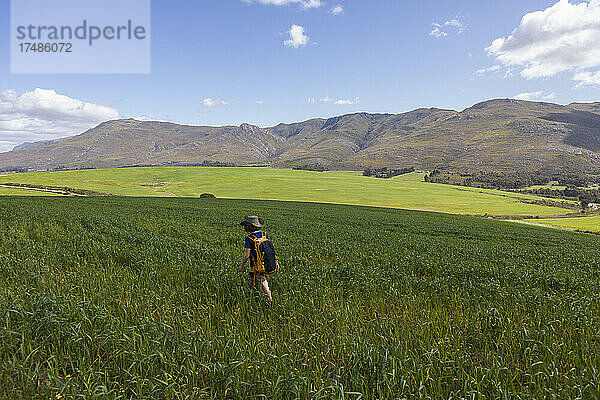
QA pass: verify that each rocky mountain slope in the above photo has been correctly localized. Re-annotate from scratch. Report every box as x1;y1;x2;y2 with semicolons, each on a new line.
1;99;600;174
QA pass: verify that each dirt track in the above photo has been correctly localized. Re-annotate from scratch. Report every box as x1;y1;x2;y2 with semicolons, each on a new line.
0;184;87;197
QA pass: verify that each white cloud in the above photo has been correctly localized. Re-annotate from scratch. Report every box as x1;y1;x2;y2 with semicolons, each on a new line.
0;88;120;153
475;65;502;76
330;5;344;15
430;25;447;38
574;70;600;87
486;0;600;86
301;0;321;9
134;115;176;123
309;95;360;105
430;15;466;38
334;97;360;105
445;18;466;33
512;91;557;101
256;100;264;105
202;98;228;107
284;25;309;49
243;0;322;9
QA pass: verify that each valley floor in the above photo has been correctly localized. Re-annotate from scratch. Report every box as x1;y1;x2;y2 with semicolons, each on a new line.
1;166;598;231
0;167;572;211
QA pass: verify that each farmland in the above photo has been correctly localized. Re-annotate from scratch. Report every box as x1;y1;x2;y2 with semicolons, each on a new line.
0;186;60;196
0;167;575;216
0;196;599;398
530;215;600;233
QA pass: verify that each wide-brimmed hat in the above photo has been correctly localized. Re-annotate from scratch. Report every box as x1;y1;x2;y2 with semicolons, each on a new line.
240;215;264;228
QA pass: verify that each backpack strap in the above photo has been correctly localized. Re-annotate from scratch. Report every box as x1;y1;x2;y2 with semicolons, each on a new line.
248;233;273;278
255;236;262;269
250;233;265;273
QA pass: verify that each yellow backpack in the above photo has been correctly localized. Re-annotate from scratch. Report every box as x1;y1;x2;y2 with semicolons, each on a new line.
247;233;278;274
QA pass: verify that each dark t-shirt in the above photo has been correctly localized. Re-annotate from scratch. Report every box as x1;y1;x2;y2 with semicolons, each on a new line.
245;231;267;270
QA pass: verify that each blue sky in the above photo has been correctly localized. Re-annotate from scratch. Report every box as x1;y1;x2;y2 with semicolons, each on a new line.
0;0;599;151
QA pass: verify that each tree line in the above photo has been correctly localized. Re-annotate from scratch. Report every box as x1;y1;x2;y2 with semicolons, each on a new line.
425;170;600;189
363;167;415;179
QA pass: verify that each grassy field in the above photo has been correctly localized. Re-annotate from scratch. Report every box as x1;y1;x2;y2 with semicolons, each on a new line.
0;167;574;216
0;196;599;398
0;187;60;196
532;216;600;233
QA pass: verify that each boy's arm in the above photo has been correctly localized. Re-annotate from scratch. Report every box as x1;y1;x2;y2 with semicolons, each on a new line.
238;248;251;272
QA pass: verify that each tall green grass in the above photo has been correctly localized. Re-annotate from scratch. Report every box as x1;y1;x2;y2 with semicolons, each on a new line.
0;197;599;399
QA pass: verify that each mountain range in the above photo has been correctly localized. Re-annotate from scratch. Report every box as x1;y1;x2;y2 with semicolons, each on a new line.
1;98;600;174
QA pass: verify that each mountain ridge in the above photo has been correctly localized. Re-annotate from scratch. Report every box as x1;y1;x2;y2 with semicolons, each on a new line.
2;98;600;175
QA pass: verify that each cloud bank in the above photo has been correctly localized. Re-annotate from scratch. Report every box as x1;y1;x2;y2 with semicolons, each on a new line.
512;91;557;101
0;88;120;153
243;0;322;9
308;95;360;105
486;0;600;87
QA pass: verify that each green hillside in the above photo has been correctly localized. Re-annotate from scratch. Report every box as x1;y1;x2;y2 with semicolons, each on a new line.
1;197;599;398
0;167;574;216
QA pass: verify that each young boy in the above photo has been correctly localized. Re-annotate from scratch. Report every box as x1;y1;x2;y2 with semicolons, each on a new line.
238;215;277;302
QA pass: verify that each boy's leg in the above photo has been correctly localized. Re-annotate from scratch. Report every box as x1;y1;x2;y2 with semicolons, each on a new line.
261;277;272;302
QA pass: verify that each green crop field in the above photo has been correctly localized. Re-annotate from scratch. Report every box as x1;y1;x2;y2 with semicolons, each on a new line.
0;167;574;216
532;216;600;233
0;196;599;398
